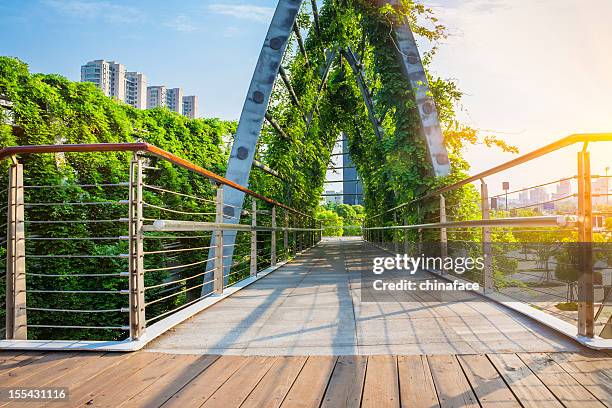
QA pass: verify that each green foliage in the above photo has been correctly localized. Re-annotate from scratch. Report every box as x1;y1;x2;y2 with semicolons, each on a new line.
0;57;235;340
316;208;343;236
318;203;365;236
251;0;514;238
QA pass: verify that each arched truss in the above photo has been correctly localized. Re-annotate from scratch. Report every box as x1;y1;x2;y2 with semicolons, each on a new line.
204;0;450;291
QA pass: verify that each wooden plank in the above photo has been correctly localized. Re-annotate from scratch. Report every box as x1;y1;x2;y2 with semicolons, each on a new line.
548;353;612;407
202;356;276;408
281;356;338;408
457;354;520;408
63;351;161;407
0;351;24;365
79;354;184;407
362;355;399;408
0;352;77;388
397;355;439;408
428;355;478;408
162;355;249;407
0;352;44;375
488;353;563;408
242;356;307;408
33;353;129;408
549;351;612;363
518;353;604;408
121;355;219;408
2;353;101;387
321;356;367;408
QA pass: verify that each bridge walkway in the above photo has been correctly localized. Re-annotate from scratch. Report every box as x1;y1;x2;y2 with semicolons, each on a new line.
147;237;583;356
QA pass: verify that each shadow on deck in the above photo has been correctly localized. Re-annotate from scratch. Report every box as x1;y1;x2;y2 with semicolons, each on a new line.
147;238;584;356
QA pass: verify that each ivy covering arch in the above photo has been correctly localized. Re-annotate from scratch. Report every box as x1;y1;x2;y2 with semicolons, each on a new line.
205;0;525;291
232;0;455;218
204;0;488;281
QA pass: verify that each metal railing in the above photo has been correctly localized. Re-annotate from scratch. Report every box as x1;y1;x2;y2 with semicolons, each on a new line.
363;133;612;339
1;143;321;343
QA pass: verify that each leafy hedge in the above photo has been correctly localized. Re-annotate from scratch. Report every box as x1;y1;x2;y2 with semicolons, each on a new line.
0;57;235;340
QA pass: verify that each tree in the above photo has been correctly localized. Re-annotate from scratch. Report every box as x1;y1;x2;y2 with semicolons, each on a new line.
316;209;343;236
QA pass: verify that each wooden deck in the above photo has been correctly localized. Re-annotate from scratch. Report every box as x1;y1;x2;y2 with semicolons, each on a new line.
1;350;611;407
148;238;585;355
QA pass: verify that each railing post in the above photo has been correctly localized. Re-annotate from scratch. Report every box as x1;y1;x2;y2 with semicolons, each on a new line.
440;194;448;273
393;211;399;254
291;214;298;255
310;219;314;248
481;180;493;292
284;211;289;257
214;186;224;294
250;199;257;276
577;150;594;337
6;160;26;340
128;157;145;340
297;216;302;252
271;206;277;266
404;213;409;255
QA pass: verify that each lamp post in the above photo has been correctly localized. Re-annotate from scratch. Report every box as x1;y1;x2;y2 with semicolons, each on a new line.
502;182;510;211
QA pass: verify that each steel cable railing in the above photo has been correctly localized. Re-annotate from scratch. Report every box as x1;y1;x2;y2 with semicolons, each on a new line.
363;133;612;339
0;142;321;344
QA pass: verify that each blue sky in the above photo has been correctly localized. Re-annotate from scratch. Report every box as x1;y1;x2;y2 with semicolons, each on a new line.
2;0;611;194
0;0;277;119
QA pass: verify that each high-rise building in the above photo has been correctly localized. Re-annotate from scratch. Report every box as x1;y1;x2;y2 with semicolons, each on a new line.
323;191;343;205
530;187;549;205
125;72;147;109
81;60;199;116
147;86;167;109
80;60;126;101
81;60;111;96
557;179;571;196
342;137;363;205
166;88;183;114
593;177;610;206
108;61;125;101
182;95;198;119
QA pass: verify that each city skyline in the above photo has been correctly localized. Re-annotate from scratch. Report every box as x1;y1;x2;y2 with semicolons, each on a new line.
81;58;199;117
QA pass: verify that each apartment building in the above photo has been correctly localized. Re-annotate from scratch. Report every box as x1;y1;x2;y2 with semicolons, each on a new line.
182;95;198;119
81;60;112;96
81;59;199;118
147;86;167;109
125;72;147;109
166;88;183;114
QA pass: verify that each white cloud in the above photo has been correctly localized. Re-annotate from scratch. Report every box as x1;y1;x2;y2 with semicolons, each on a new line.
164;15;199;33
208;4;274;23
42;0;142;23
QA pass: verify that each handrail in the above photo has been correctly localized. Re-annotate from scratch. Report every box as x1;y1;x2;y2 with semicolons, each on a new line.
362;215;572;230
0;142;308;217
374;133;612;218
